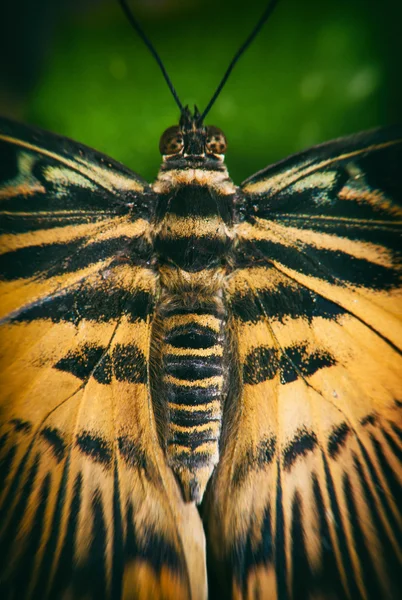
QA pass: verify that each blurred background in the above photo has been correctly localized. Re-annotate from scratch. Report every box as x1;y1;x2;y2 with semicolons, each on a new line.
0;0;401;183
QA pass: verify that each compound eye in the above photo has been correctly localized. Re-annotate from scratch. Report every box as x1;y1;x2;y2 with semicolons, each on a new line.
205;126;227;154
159;125;184;155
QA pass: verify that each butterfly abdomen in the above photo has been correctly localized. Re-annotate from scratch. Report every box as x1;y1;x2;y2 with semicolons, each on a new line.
158;295;225;503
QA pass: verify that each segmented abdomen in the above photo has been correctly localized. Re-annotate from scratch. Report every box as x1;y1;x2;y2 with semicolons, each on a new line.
161;303;225;503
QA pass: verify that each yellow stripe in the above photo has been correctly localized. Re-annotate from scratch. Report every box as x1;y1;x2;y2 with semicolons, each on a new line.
153;168;236;194
0;133;145;194
243;139;401;195
168;401;221;414
155;215;230;238
164;375;223;388
171;441;218;454
164;345;223;357
170;422;221;434
163;313;221;332
0;218;149;254
235;219;396;268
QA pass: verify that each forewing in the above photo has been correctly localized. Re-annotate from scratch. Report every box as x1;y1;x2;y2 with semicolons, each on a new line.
0;119;206;599
204;128;402;599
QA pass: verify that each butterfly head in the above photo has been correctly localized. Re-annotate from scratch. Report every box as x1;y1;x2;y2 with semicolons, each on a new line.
159;106;227;169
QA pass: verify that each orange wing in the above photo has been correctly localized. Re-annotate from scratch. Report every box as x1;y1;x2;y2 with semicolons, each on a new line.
0;118;206;600
204;128;402;600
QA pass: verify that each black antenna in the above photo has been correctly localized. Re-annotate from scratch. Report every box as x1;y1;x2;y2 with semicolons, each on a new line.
199;0;280;122
118;0;183;112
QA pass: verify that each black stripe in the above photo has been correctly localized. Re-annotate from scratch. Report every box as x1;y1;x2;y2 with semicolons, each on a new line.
33;455;70;600
0;213;111;235
160;156;227;173
88;493;108;597
12;288;153;324
0;453;40;566
170;449;212;469
166;384;220;406
322;453;360;598
40;426;66;462
76;431;112;467
165;323;219;349
232;502;273;593
0;437;17;486
55;344;112;383
50;473;82;598
155;235;230;272
357;440;402;541
9;418;32;432
251;188;395;223
0;187;124;218
290;491;312;600
274;465;287;600
361;413;377;426
236;239;400;290
381;428;402;463
74;489;107;600
243;346;278;384
243;343;335;385
327;422;351;459
0;236;153;282
125;502;181;572
169;426;218;449
251;502;274;576
370;434;402;509
268;216;402;258
117;436;148;471
232;437;276;486
0;237;126;281
353;454;401;598
343;473;383;599
112;461;124;600
12;473;51;599
282;344;335;384
246;134;402;224
170;409;220;427
55;342;147;384
312;473;347;599
0;440;38;541
231;282;347;324
390;422;402;443
113;343;147;383
283;429;318;470
156;184;233;222
164;353;223;381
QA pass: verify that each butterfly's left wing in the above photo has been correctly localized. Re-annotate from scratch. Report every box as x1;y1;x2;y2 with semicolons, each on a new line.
204;127;402;599
0;118;206;600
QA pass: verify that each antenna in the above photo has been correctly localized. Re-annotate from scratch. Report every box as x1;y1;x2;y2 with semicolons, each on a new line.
199;0;280;122
119;0;280;122
118;0;183;112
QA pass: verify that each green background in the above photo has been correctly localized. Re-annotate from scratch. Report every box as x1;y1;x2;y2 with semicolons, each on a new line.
1;0;401;183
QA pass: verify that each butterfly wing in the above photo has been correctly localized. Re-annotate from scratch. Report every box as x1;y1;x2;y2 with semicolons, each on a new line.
204;128;402;599
0;118;206;600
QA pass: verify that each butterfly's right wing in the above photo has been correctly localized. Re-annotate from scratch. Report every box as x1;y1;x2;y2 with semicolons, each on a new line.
0;118;206;600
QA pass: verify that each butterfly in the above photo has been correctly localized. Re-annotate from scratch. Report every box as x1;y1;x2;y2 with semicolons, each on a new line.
0;0;401;598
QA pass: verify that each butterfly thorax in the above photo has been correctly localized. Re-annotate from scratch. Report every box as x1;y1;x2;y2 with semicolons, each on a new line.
149;111;238;502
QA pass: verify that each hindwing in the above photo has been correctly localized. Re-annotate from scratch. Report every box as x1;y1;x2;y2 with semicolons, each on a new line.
204;128;402;600
0;117;206;600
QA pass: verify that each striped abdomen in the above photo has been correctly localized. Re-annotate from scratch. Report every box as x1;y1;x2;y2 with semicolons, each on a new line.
161;304;225;503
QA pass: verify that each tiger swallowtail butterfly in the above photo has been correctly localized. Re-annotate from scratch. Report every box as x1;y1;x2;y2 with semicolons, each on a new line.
0;0;401;598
